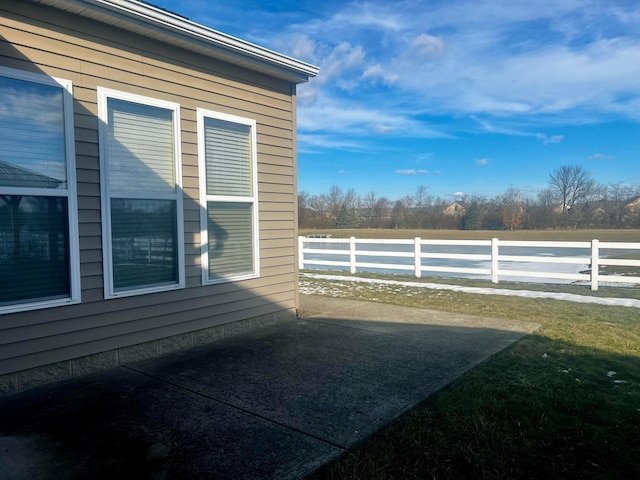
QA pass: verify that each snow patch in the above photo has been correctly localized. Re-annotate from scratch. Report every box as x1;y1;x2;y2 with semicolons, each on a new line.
300;273;640;309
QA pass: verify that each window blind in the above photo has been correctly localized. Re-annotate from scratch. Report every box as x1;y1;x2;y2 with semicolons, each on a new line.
107;98;175;194
204;117;251;197
111;199;177;290
0;196;70;304
207;202;253;277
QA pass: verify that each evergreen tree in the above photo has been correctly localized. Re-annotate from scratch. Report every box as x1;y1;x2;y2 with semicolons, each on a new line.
463;200;482;230
336;203;359;228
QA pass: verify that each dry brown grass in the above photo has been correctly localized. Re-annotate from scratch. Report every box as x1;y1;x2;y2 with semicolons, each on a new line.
299;228;640;242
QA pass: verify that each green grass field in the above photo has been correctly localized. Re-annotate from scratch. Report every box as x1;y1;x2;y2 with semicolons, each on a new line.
303;273;640;479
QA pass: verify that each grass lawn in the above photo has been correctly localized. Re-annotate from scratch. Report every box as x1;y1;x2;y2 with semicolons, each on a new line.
304;274;640;479
299;228;640;242
301;270;640;301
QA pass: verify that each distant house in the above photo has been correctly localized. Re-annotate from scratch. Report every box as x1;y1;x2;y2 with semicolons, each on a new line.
622;196;640;225
553;203;570;214
624;196;640;215
591;206;608;221
0;0;317;394
442;201;466;217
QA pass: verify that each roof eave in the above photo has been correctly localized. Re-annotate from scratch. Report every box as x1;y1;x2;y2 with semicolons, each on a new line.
32;0;319;84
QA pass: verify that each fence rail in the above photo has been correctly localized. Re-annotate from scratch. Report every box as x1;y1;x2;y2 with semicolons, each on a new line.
298;236;640;291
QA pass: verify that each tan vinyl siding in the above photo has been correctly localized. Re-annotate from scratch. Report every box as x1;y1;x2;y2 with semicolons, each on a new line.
0;0;299;376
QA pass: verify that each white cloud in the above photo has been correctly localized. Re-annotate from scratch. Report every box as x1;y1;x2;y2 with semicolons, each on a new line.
470;116;531;136
297;133;370;153
453;191;465;198
316;42;366;88
589;153;612;160
362;64;399;85
271;0;640;139
411;33;444;59
325;2;406;32
296;84;318;107
536;134;564;144
476;158;489;166
395;169;429;175
374;124;394;134
315;2;640;123
285;33;318;63
297;94;451;139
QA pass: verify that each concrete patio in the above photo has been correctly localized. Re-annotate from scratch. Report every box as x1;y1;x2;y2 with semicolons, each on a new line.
0;295;539;479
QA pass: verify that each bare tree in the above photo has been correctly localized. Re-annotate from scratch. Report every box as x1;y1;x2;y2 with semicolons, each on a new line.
362;191;391;227
391;198;409;229
297;191;308;210
413;185;432;208
308;194;328;216
500;186;524;230
298;167;638;231
363;191;378;215
327;185;344;220
604;183;638;228
533;188;557;229
298;191;311;228
548;165;595;216
306;193;332;228
343;188;361;210
399;185;431;228
374;197;391;227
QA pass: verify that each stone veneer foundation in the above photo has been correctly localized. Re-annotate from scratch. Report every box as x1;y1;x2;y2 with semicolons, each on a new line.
0;310;295;397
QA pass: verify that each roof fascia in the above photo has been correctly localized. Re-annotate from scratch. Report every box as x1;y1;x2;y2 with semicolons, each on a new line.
32;0;319;83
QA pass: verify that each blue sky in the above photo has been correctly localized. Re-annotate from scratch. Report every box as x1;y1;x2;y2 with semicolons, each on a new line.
152;0;640;201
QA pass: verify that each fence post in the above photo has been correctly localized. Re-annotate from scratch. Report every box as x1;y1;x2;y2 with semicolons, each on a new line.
491;238;499;284
414;237;422;278
350;237;357;274
591;239;599;291
298;236;304;270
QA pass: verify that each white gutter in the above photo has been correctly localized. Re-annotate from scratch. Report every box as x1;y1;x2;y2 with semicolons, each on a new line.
33;0;319;83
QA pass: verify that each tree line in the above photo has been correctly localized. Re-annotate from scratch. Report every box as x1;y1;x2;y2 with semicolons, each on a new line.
298;165;640;230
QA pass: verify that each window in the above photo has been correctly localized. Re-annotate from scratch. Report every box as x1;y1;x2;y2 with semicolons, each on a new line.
98;88;184;298
197;109;259;283
0;67;80;313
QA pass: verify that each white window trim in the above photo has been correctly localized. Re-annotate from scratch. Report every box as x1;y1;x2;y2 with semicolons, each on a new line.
98;87;185;299
0;67;80;315
196;108;260;284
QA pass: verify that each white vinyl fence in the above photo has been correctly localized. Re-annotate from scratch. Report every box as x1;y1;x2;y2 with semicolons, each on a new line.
298;236;640;291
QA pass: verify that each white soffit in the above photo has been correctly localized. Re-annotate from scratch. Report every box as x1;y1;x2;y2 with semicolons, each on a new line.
32;0;319;83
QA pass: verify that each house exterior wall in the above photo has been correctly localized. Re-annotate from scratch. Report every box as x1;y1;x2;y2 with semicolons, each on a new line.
0;1;299;394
